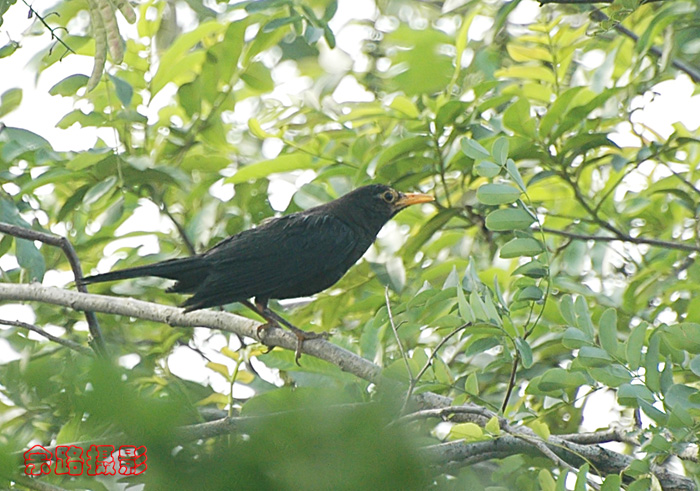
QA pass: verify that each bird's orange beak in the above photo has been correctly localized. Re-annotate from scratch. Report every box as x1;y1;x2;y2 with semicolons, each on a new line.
395;192;435;208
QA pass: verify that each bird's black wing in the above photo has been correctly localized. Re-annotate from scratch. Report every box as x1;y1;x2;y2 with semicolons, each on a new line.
181;213;366;311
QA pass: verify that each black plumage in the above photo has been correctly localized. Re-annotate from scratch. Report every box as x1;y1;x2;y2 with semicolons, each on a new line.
80;184;433;360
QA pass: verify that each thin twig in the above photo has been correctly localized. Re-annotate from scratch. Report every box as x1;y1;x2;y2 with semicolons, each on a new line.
0;318;93;356
501;353;520;413
160;199;197;256
385;286;413;383
0;222;107;356
537;226;700;253
560;428;639;446
404;323;472;411
21;0;75;55
590;10;700;83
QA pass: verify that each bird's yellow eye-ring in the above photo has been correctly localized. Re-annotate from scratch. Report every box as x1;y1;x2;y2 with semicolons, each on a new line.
382;190;396;203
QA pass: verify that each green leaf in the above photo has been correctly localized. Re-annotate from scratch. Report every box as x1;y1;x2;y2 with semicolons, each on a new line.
248;118;276;139
476;183;522;205
665;323;700;353
227;153;316;184
0;127;52;161
15;235;46;282
485;208;535;231
644;332;661;393
206;361;231;379
403;208;460;259
539;368;588;391
56;110;106;129
560;295;576;326
262;15;301;33
517;286;542;301
500;237;544;258
512;259;547;278
83;176;118;206
151;20;226;96
389;95;419;118
469;290;488;322
617;383;654;406
323;26;336;48
465;373;478;395
0;87;22;118
442;266;460;289
562;327;593;349
108;74;133;106
574;464;589;491
495;65;555;84
457;285;474;323
244;0;290;13
560;133;618;160
378;136;429;167
599;308;618;356
460;138;491;160
67;150;111;170
589;364;632;387
506;159;527;192
689;355;700;377
322;0;337;21
638;398;667;425
539;86;585;138
492;137;509;166
601;474;622;491
449;422;484;441
0;40;19;58
530;420;550;440
503;98;536;137
515;338;533;368
538;469;556;491
626;322;647;370
389;27;453;95
485;415;499;434
475;160;501;178
241;61;274;93
574;296;594;337
507;43;553;63
577;346;613;367
435;100;470;131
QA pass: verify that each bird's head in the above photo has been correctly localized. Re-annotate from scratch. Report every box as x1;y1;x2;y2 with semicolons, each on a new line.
331;184;434;234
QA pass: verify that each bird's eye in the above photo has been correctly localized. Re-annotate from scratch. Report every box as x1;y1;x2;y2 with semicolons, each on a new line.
382;191;395;203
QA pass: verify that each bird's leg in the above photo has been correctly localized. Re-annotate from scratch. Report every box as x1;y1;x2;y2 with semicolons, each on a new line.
241;300;327;365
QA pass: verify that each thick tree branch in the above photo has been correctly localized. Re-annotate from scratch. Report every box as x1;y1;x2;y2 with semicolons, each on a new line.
0;283;694;489
0;283;382;382
423;437;694;491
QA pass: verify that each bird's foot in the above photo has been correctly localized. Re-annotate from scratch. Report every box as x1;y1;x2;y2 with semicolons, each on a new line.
256;321;328;363
256;323;275;354
286;325;328;365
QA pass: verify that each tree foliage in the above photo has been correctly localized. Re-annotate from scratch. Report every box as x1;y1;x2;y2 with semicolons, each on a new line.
1;0;700;489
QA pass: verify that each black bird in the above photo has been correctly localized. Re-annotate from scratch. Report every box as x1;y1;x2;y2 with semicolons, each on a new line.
81;184;434;361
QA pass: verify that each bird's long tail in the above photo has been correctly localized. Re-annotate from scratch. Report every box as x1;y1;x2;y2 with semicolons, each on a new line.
79;256;206;287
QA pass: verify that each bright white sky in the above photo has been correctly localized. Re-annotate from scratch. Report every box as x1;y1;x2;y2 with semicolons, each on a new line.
1;0;699;440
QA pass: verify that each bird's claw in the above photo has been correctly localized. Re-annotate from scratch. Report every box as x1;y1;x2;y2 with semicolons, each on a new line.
256;322;328;363
291;329;329;366
256;323;275;354
256;322;271;339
